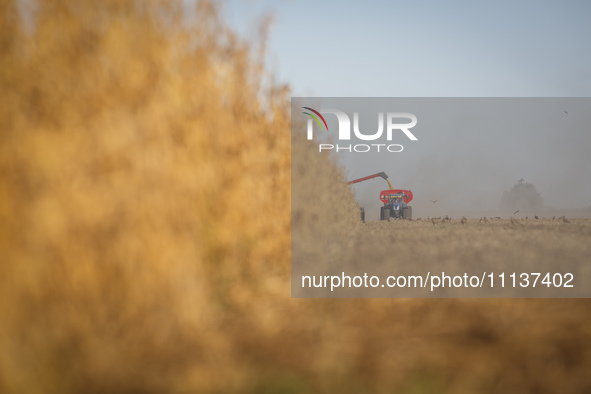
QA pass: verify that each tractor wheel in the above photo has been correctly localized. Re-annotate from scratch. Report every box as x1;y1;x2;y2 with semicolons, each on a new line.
402;206;412;220
380;206;390;221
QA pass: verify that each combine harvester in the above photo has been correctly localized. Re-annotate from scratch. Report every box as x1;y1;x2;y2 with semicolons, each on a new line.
348;172;413;221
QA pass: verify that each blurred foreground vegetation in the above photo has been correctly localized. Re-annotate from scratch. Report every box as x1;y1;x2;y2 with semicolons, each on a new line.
1;1;590;393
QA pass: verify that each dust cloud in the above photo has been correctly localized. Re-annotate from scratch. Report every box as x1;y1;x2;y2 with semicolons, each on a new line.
311;98;591;221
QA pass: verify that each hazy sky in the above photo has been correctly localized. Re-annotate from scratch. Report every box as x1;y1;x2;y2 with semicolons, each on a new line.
226;0;591;97
223;0;591;218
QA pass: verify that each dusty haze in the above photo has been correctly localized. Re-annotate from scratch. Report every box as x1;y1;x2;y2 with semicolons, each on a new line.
292;98;591;221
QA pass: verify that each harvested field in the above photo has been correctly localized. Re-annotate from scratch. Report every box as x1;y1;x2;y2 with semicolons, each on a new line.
345;218;591;297
359;218;591;270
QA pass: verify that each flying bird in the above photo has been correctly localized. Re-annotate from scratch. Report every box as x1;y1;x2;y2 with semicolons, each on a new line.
431;200;438;203
513;210;520;215
564;111;568;114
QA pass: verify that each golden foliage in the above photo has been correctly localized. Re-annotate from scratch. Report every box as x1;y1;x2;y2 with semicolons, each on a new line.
0;1;290;392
